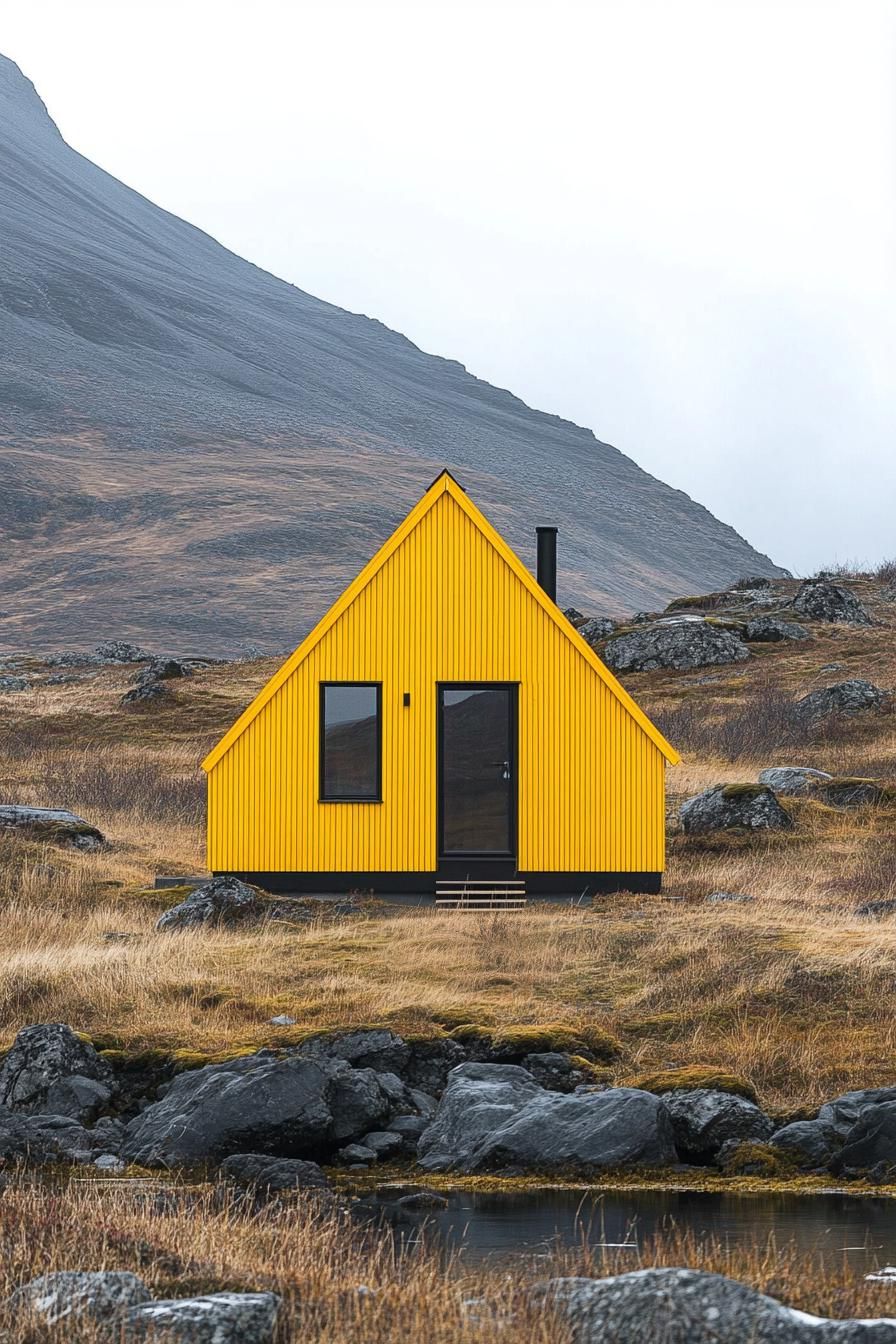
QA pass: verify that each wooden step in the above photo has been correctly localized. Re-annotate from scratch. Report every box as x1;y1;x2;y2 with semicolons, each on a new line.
435;877;527;910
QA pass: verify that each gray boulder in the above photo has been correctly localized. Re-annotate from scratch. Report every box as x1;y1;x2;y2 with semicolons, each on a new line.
0;805;105;851
542;1267;896;1342
521;1052;590;1092
328;1066;400;1141
121;680;171;705
758;766;833;795
857;899;896;920
390;1113;429;1142
0;1023;114;1122
45;651;102;667
792;580;871;625
0;1109;109;1165
94;640;152;663
458;1087;677;1173
830;1102;896;1175
360;1130;404;1158
679;784;793;834
813;778;890;808
795;679;886;723
301;1029;410;1076
123;1052;392;1165
818;1087;896;1137
299;1029;465;1095
744;617;810;642
602;621;750;673
662;1089;773;1163
417;1063;543;1172
0;675;28;691
133;657;197;683
219;1152;330;1192
704;891;754;904
124;1292;279;1343
6;1270;151;1327
769;1120;841;1169
156;875;261;930
337;1142;377;1164
578;616;616;645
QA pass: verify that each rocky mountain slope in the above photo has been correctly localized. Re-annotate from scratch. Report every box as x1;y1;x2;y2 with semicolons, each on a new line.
0;54;785;655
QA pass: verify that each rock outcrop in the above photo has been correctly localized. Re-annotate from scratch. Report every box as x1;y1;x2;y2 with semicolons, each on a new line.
124;1292;280;1342
661;1089;773;1163
156;876;261;931
577;616;616;646
418;1065;676;1173
602;622;750;673
830;1101;896;1176
818;1087;896;1137
417;1063;542;1171
6;1271;151;1328
0;1024;114;1123
542;1267;896;1343
0;806;105;851
792;580;872;625
795;679;887;723
757;766;833;795
769;1119;841;1169
679;785;793;834
218;1152;330;1193
123;1052;402;1165
5;1272;278;1342
743;616;809;642
812;778;892;808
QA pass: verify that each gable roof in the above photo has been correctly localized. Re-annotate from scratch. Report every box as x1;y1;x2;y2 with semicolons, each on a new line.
202;471;680;771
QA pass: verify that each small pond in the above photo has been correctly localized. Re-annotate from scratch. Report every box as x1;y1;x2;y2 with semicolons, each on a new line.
370;1186;896;1270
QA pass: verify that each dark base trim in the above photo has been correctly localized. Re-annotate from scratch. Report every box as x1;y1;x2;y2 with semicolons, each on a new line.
214;870;663;898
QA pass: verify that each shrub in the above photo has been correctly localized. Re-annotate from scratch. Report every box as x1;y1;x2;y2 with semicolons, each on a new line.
654;683;865;763
30;751;204;824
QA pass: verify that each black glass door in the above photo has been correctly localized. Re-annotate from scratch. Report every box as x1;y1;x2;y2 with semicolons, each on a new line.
438;684;516;857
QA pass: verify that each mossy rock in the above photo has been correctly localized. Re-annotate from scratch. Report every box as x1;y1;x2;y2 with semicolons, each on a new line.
624;1065;758;1104
447;1023;494;1044
493;1022;622;1062
568;1054;614;1083
721;1142;795;1178
719;784;769;801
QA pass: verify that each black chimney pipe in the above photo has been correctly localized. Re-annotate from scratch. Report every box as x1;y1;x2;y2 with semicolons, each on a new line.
536;526;558;602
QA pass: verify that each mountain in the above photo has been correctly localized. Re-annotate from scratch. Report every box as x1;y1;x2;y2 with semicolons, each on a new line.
0;54;786;655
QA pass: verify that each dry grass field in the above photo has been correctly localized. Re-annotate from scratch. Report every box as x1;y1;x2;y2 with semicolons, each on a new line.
0;576;894;1117
0;1177;894;1341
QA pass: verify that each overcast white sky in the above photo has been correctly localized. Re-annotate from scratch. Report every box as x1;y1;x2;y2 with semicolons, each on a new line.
4;1;895;573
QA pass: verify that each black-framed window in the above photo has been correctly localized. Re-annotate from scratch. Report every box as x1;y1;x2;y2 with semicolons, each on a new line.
319;682;382;801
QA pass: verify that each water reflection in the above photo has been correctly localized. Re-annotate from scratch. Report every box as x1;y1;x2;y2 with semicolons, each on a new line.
374;1187;896;1269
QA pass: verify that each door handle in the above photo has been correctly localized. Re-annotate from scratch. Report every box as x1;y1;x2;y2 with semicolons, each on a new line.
490;761;511;781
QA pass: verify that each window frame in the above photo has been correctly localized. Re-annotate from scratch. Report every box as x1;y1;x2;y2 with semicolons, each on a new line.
318;681;383;803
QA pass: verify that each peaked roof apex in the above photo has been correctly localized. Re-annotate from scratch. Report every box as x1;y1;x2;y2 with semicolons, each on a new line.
424;468;466;494
202;473;680;770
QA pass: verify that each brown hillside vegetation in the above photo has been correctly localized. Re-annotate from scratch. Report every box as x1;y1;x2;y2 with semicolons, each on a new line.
0;577;894;1114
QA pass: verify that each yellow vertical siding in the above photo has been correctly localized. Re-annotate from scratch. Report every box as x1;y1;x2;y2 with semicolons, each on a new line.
207;485;668;875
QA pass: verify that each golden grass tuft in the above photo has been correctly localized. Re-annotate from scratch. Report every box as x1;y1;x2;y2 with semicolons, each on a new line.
623;1067;758;1103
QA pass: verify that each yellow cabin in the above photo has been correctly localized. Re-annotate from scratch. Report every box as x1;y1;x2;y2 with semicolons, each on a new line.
202;471;679;899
